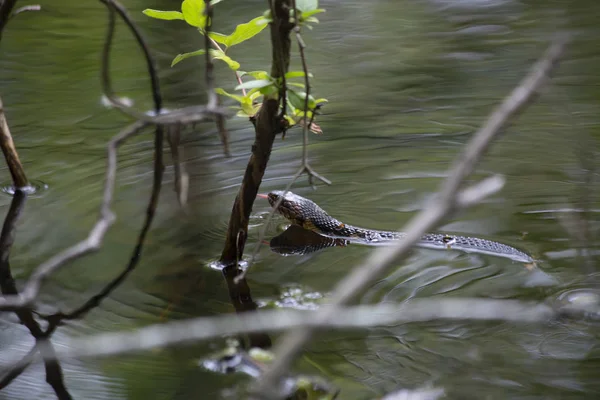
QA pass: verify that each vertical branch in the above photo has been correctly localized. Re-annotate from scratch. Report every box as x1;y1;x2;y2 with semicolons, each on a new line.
220;0;293;266
0;0;19;39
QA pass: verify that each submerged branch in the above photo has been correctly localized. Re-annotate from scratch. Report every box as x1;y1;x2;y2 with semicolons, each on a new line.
254;34;571;397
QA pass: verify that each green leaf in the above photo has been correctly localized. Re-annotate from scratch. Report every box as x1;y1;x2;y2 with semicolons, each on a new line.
142;9;184;20
235;79;273;91
240;97;256;115
259;85;278;95
171;49;206;66
284;114;296;126
296;0;318;12
210;0;225;5
287;82;305;89
288;90;316;111
302;9;325;18
284;71;314;79
314;98;328;105
181;0;206;28
305;16;320;24
246;70;270;80
215;88;245;103
220;16;268;48
254;16;272;25
248;90;263;101
211;49;240;70
208;32;229;47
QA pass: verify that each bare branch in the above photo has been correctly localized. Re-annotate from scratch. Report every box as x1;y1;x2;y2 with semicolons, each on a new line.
0;346;37;389
0;121;148;311
12;298;556;365
253;33;570;397
0;95;29;188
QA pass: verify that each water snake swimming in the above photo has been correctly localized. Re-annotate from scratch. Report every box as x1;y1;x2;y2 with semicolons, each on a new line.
260;190;534;263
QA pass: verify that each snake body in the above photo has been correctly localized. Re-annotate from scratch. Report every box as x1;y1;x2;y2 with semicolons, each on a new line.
265;190;534;263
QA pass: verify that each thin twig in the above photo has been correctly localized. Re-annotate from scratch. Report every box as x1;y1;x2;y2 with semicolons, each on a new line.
0;346;37;389
13;298;557;364
11;5;41;18
203;0;230;156
292;0;330;187
241;166;307;283
207;35;246;96
253;34;570;397
270;0;288;127
167;125;188;207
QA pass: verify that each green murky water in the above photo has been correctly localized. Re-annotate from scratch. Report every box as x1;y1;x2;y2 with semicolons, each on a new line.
0;0;599;398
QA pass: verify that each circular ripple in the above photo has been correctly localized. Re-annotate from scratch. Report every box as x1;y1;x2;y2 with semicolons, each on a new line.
0;180;49;197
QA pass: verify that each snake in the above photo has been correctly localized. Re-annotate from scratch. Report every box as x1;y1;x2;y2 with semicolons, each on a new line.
260;190;534;264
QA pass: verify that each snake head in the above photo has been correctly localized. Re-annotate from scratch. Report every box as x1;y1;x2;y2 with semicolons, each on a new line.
260;191;308;226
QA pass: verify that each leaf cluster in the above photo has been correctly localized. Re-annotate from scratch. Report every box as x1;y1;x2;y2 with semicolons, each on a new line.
143;0;327;132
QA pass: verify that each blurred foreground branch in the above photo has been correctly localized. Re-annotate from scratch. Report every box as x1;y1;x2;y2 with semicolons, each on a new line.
254;33;570;397
4;298;559;365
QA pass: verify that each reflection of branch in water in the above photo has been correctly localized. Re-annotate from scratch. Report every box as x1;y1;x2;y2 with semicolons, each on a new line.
0;191;72;398
222;266;272;349
269;225;346;256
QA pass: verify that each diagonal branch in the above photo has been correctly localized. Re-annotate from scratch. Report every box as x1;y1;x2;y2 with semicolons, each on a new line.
219;0;294;267
253;33;571;398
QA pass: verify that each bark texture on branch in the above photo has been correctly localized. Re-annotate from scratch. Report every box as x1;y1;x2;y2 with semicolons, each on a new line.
220;0;293;265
